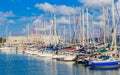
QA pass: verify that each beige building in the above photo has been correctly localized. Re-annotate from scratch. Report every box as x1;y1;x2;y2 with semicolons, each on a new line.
7;34;59;45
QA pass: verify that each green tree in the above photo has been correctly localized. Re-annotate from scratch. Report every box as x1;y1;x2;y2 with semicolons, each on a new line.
0;37;6;43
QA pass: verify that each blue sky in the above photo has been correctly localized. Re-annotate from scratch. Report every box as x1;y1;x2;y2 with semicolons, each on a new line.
0;0;82;37
0;0;81;16
0;0;119;37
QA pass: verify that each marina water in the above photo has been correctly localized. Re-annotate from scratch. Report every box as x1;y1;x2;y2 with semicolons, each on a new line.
0;52;120;75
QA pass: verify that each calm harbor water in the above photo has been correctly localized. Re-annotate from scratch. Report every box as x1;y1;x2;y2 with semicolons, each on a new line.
0;52;120;75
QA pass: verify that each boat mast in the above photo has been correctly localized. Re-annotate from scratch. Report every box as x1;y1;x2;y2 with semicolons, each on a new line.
79;11;82;45
64;25;66;46
53;14;57;46
69;14;71;44
43;20;45;43
86;8;89;49
49;19;52;45
106;6;110;43
103;7;106;47
49;14;52;36
82;9;85;46
6;25;8;46
53;15;57;36
92;16;95;47
38;19;40;42
27;24;30;41
111;0;117;52
73;9;76;44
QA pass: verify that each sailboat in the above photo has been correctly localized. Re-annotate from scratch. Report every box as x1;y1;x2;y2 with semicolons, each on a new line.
0;25;16;53
88;0;120;69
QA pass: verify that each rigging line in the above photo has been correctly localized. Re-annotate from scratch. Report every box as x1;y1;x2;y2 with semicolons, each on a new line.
115;4;120;25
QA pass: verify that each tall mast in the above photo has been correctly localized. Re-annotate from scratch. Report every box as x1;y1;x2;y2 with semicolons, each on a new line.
92;16;95;46
53;15;57;36
82;9;85;46
53;15;57;46
36;21;38;35
79;11;82;45
106;6;110;43
49;14;53;45
49;22;52;45
103;7;106;47
6;25;8;44
73;9;76;44
43;20;46;36
111;0;117;51
38;20;40;42
64;25;66;45
27;24;30;41
69;14;71;44
49;14;52;36
86;8;89;48
43;20;45;42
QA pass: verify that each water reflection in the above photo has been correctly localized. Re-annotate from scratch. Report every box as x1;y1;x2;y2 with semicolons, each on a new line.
0;52;120;75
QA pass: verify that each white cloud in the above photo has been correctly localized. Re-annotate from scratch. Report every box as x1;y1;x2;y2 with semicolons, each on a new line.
19;16;38;34
57;16;70;25
0;11;15;26
32;15;46;26
0;11;15;17
21;14;71;34
21;15;49;33
21;24;30;34
35;2;79;15
8;20;15;24
33;15;71;26
79;0;112;8
116;0;120;13
18;16;37;22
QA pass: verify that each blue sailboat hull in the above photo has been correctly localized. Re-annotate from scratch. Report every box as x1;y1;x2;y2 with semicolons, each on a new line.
89;61;120;69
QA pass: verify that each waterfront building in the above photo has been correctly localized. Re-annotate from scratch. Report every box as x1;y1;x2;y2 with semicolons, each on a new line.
6;34;59;46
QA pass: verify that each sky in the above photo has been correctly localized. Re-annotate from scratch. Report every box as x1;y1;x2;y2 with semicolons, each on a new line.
0;0;119;37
